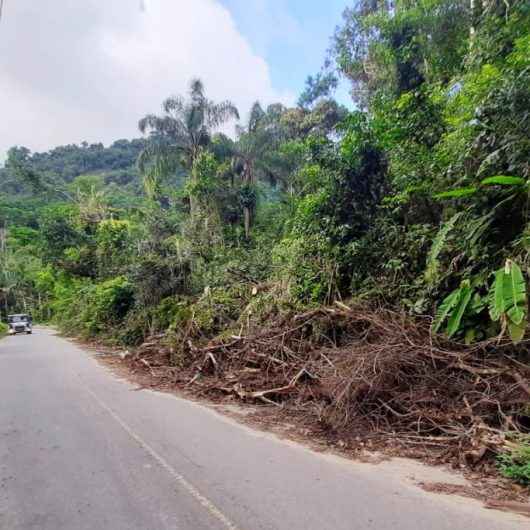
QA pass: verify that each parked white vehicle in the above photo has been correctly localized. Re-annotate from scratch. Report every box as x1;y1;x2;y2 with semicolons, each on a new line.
7;314;33;335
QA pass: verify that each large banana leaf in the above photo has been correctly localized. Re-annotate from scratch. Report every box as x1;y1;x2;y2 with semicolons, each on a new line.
480;175;525;187
508;319;526;343
488;260;527;342
503;260;527;325
433;187;477;199
488;268;506;321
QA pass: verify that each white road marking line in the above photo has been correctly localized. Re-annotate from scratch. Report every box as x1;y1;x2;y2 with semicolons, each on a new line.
81;381;240;530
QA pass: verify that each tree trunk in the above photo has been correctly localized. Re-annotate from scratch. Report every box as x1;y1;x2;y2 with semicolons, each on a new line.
242;161;253;239
189;147;199;219
244;207;251;239
469;0;476;45
189;193;196;219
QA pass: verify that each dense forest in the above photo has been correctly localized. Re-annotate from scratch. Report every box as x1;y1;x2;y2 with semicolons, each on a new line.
1;1;529;483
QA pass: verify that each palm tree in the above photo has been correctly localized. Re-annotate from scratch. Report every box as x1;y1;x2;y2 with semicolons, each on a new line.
233;102;279;238
138;79;239;212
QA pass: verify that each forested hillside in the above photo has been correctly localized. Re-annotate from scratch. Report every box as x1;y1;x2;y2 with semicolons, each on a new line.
1;0;529;481
0;138;145;192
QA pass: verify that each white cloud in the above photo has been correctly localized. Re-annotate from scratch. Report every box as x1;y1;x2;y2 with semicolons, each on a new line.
0;0;294;158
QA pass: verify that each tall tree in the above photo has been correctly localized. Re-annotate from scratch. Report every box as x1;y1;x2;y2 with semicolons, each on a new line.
138;79;239;211
233;102;279;238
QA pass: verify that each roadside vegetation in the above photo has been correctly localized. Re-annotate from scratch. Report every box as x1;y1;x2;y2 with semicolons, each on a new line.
1;0;529;483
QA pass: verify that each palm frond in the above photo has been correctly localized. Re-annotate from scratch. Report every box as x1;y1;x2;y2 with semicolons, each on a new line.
162;96;185;115
207;101;239;129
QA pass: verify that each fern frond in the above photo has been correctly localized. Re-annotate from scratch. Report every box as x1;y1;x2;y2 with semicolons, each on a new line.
425;213;462;284
465;212;495;249
433;288;461;333
446;283;472;338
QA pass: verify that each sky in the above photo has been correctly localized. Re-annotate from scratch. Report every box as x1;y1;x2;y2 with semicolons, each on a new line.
0;0;349;159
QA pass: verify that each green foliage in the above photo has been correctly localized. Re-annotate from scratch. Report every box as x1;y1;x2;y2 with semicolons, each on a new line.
49;274;94;333
434;187;477;199
187;151;220;200
425;213;462;284
138;79;238;207
332;1;470;106
237;184;257;209
433;280;473;338
1;0;528;453
47;273;134;338
498;439;530;486
190;287;244;336
82;276;134;337
298;72;338;109
0;322;8;337
1;140;144;197
481;176;526;187
96;219;131;277
274;232;338;304
488;260;527;342
432;260;528;343
436;176;526;200
93;276;134;320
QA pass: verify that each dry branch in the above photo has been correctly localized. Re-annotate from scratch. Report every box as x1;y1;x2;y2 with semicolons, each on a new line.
126;304;530;466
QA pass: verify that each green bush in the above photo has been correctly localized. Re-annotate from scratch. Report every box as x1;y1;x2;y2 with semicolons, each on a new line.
51;275;134;338
118;307;153;346
85;276;134;336
96;219;131;277
190;287;244;336
0;322;8;337
498;439;530;486
118;296;193;347
273;233;338;304
51;273;95;334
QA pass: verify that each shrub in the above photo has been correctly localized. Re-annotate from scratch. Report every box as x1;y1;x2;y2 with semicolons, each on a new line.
273;234;338;304
88;276;134;333
54;275;134;338
96;219;131;277
498;439;530;486
119;307;153;346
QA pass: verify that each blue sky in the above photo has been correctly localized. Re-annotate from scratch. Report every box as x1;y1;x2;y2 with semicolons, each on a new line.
220;0;351;103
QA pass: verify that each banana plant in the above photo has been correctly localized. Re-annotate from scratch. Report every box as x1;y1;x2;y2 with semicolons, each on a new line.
434;175;526;200
433;259;527;343
488;259;527;343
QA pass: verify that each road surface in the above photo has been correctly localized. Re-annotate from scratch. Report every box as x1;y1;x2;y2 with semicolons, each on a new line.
0;328;525;529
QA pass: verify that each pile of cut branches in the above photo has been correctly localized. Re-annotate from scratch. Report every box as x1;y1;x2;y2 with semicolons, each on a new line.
127;302;530;466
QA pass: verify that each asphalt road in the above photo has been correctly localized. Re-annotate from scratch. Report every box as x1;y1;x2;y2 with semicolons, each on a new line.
0;328;526;530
